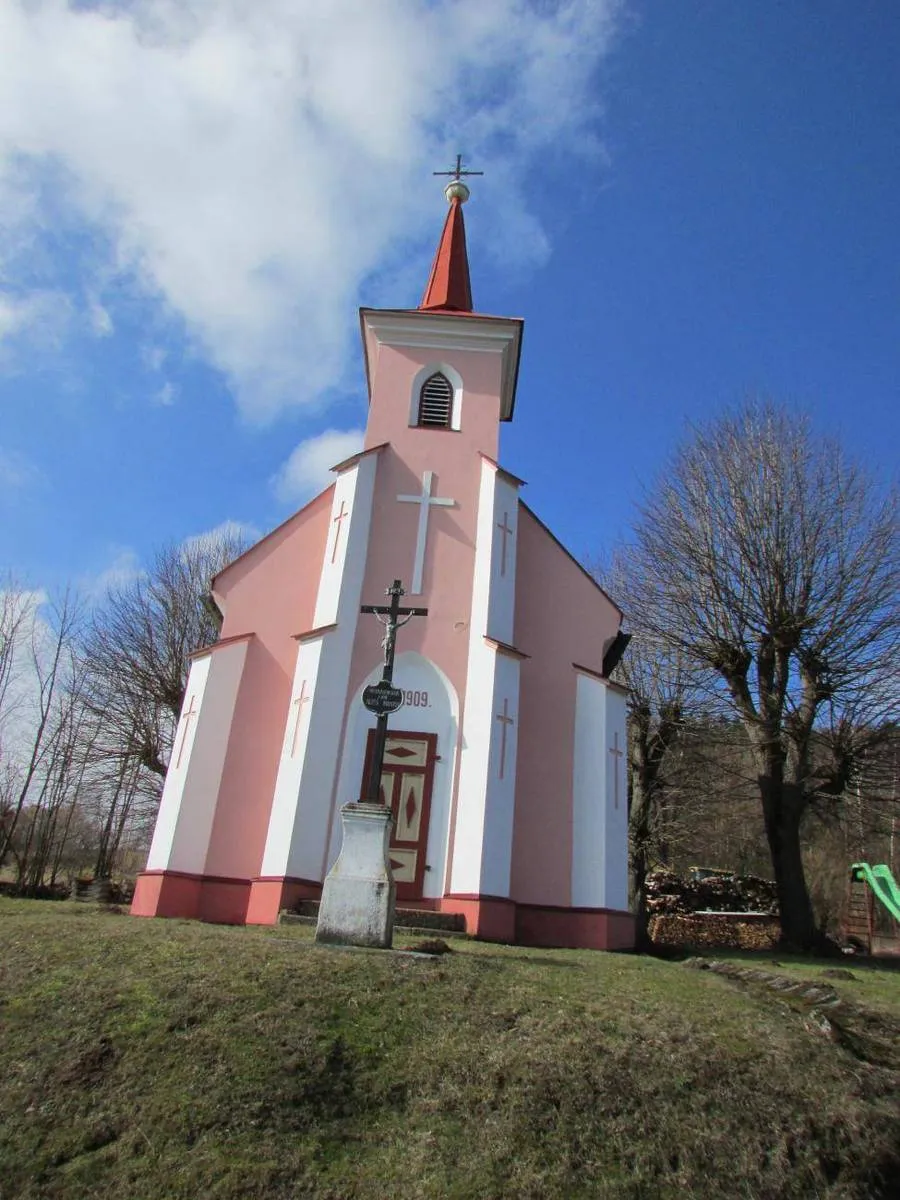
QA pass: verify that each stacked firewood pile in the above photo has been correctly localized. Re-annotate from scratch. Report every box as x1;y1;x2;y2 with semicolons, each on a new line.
646;869;778;915
646;869;780;950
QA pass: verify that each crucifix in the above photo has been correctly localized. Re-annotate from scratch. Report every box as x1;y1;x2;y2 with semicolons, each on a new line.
360;580;428;806
175;695;198;769
609;730;625;809
288;680;312;758
397;470;455;594
496;511;514;576
495;697;515;780
433;154;484;183
330;499;349;564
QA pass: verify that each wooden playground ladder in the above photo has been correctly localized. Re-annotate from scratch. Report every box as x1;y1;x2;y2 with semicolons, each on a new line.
844;874;874;953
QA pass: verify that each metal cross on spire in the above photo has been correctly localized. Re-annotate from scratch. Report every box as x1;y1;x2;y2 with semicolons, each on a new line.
434;154;482;205
433;153;483;183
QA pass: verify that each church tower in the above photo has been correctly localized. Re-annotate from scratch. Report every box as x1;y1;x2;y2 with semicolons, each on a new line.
132;170;633;950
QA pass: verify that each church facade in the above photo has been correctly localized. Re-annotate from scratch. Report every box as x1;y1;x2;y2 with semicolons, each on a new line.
131;177;634;950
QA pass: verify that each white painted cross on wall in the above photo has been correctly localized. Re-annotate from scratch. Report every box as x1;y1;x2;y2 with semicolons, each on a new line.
175;695;198;770
288;679;312;758
495;697;515;781
608;730;625;809
397;470;455;594
330;500;350;564
496;511;514;577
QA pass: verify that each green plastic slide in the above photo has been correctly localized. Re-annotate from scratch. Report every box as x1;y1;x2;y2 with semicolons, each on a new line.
850;862;900;923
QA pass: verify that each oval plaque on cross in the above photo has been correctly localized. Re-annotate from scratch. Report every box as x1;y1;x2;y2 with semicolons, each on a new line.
362;681;405;716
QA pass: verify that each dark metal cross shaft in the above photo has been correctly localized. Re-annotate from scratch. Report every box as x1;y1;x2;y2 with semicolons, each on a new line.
360;580;427;805
433;153;483;182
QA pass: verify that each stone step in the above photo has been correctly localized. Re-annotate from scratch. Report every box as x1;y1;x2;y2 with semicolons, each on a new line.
279;912;469;940
280;901;467;935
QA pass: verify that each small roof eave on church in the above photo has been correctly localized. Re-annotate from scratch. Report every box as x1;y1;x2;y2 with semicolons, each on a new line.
572;660;629;694
190;630;255;662
359;306;523;421
329;441;388;475
478;452;527;488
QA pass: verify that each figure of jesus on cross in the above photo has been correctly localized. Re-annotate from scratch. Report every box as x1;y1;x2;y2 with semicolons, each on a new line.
360;580;427;807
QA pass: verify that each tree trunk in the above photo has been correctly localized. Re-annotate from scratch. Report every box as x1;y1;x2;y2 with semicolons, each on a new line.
628;775;653;950
759;773;819;950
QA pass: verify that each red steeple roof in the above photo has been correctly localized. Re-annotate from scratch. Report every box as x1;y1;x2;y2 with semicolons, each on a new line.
419;195;473;313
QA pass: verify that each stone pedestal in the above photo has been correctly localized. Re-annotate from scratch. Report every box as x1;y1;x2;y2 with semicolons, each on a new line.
315;803;396;949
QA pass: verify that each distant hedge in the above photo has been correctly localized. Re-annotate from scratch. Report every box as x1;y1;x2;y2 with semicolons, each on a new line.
0;879;135;904
0;881;71;901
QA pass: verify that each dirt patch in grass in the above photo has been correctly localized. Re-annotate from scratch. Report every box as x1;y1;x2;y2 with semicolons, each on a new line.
0;899;898;1199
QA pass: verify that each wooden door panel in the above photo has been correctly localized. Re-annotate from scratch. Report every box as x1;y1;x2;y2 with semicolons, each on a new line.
384;738;429;768
361;729;437;900
378;770;396;808
388;848;418;883
395;773;425;842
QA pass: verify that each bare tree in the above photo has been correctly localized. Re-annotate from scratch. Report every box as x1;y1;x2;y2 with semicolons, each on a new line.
0;580;30;735
630;402;899;949
13;669;96;892
596;550;694;945
83;528;247;780
92;750;143;881
0;588;82;871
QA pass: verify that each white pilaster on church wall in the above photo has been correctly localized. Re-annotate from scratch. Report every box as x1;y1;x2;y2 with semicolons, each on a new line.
572;673;629;910
603;685;629;910
449;460;497;894
479;652;520;897
146;640;249;873
260;453;378;882
485;471;519;644
450;460;519;897
313;465;365;627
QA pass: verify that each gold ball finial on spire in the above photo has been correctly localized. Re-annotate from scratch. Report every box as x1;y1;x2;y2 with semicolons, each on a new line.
433;153;483;205
444;178;470;204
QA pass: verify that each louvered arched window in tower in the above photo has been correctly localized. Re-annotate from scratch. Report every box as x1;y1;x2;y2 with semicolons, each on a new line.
417;372;454;428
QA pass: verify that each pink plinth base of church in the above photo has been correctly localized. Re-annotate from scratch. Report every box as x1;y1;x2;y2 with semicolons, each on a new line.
131;870;249;925
245;876;322;925
513;904;635;951
131;870;634;950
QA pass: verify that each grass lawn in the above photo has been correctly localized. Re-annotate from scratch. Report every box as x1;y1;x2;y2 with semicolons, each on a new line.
1;900;898;1199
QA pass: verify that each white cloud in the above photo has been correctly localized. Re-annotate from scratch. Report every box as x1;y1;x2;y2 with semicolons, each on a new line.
180;519;260;560
141;344;167;372
87;298;113;337
153;380;177;407
80;547;144;600
0;289;71;352
0;0;623;420
81;523;258;600
272;428;365;505
0;446;42;489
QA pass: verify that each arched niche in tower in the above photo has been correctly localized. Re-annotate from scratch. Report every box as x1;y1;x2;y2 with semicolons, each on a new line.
328;651;460;899
408;362;464;432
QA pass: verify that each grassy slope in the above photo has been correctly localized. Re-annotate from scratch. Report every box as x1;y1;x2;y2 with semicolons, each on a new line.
0;902;898;1200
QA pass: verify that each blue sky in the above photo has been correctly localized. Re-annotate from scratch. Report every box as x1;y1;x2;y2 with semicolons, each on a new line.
1;1;897;598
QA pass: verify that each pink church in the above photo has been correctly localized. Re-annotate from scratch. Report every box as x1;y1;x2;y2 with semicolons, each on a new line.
131;176;634;950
